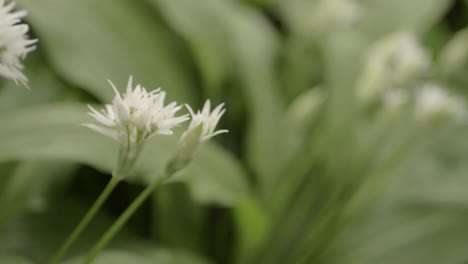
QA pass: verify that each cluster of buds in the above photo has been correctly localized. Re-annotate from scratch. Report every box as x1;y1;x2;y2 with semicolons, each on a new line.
0;0;37;87
84;76;228;178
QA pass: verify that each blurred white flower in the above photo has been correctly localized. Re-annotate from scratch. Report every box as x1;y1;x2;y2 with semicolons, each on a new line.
84;76;188;144
415;83;465;122
383;89;409;110
357;32;430;103
0;0;37;86
182;100;228;143
388;33;431;85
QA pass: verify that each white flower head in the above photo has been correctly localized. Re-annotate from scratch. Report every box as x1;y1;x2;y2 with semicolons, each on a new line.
0;0;37;86
182;100;228;143
84;76;189;144
415;83;465;122
357;32;430;104
389;33;431;85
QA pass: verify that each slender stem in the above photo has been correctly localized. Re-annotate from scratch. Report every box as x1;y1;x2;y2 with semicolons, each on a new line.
49;177;120;264
83;171;169;264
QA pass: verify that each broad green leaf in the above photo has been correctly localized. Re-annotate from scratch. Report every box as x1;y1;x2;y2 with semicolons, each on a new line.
0;52;80;111
0;103;249;206
151;0;232;97
330;130;468;264
0;161;78;226
151;0;284;191
359;0;453;37
333;206;468;264
0;198;134;263
153;184;206;252
0;256;34;264
233;197;270;263
437;28;468;90
64;248;211;264
21;0;196;103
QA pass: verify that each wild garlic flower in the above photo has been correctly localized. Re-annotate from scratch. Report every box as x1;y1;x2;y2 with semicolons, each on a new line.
0;0;37;86
357;32;430;103
183;100;228;143
312;0;362;34
415;83;465;123
84;76;188;144
166;100;228;173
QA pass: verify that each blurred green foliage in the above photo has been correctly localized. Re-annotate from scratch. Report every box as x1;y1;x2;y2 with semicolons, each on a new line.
1;0;468;263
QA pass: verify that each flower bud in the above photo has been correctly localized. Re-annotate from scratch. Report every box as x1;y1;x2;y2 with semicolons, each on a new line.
166;124;203;174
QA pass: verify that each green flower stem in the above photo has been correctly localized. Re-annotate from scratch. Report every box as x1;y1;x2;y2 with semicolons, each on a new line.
49;176;121;264
84;124;202;263
83;169;170;264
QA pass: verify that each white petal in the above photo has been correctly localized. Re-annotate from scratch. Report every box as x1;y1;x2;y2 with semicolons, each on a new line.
82;123;119;141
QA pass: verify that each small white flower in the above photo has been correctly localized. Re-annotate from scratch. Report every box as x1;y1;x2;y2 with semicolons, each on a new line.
415;83;465;122
183;100;228;142
84;76;188;144
0;0;37;86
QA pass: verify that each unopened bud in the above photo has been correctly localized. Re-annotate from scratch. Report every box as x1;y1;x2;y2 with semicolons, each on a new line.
166;124;203;174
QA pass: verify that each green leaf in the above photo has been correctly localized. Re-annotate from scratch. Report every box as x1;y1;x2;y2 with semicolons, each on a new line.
0;161;78;226
0;256;35;264
233;197;270;263
334;207;468;264
150;0;232;97
21;0;196;103
0;52;79;111
0;198;134;263
0;103;249;206
359;0;453;37
64;247;211;264
330;130;468;264
152;184;206;252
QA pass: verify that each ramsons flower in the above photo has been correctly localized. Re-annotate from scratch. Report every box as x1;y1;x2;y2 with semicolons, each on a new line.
183;100;228;143
84;76;188;144
0;0;37;86
167;100;228;173
84;76;189;179
414;83;465;123
357;32;430;104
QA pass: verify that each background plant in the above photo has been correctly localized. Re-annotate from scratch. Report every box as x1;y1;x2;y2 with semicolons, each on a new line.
2;0;468;264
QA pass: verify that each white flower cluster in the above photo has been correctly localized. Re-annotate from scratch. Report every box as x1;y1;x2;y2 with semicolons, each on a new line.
414;83;465;122
0;0;37;86
85;76;227;147
357;32;430;103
